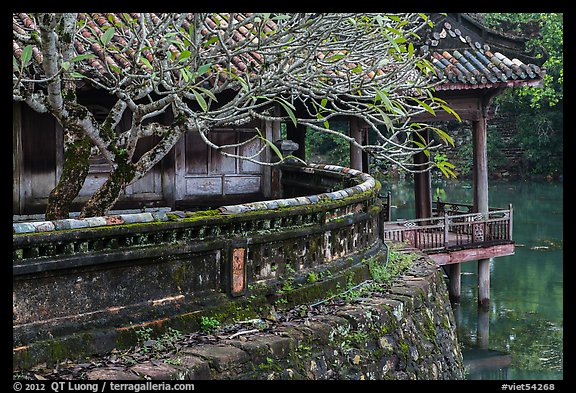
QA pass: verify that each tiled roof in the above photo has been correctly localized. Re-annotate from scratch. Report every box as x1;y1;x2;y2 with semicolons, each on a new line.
13;13;271;84
420;13;546;91
14;13;546;93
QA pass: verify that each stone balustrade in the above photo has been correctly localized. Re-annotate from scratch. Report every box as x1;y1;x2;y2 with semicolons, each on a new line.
13;163;385;369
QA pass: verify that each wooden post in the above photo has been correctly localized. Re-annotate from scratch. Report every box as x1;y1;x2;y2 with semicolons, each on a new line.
413;129;432;219
508;203;514;241
13;103;22;214
473;115;490;309
362;125;369;173
448;263;461;304
444;211;461;302
349;117;363;171
271;103;282;143
443;212;450;249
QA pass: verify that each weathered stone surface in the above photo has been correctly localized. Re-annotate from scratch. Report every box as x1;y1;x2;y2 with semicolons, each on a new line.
257;334;293;358
86;368;140;380
227;338;271;364
13;223;36;234
120;213;154;224
130;361;182;380
85;217;107;227
183;344;250;372
17;245;464;381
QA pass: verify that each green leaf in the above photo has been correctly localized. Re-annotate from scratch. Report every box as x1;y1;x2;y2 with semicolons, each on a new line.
326;53;346;62
256;128;283;161
13;55;18;69
203;35;219;48
194;86;218;102
430;126;455;147
178;50;191;62
374;88;393;111
412;139;430;157
139;56;153;70
223;69;251;93
436;160;456;178
196;63;212;76
383;31;400;52
408;42;414;58
274;97;297;127
271;14;291;21
181;68;189;82
412;97;435;116
70;71;86;79
192;89;208;112
109;64;122;74
101;27;115;46
439;103;461;122
71;53;97;63
21;45;33;67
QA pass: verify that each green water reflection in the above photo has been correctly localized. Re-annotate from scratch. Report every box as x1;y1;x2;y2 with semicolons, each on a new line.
383;179;563;380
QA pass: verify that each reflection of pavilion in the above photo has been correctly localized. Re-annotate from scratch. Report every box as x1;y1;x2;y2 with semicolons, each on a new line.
462;348;513;380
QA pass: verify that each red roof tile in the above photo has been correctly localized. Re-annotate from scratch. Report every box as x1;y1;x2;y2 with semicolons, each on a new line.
13;13;546;93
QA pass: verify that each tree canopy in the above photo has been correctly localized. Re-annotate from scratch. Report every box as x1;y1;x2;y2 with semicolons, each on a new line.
13;13;457;218
479;13;563;178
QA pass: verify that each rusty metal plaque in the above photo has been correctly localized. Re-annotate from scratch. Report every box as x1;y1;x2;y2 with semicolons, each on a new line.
231;247;246;296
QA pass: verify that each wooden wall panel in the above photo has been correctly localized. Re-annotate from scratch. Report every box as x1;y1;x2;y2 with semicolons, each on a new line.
185;132;208;175
224;176;261;194
185;177;222;195
175;126;267;202
210;132;236;174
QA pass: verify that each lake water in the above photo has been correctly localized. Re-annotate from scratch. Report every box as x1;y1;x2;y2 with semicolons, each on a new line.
383;178;563;380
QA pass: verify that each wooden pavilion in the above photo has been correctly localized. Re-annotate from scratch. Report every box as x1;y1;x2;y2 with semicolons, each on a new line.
385;13;546;307
284;13;547;307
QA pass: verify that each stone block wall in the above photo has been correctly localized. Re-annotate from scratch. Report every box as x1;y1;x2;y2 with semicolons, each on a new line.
85;248;464;381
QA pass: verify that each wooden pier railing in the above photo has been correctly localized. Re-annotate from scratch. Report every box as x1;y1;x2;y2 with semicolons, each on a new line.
382;201;513;253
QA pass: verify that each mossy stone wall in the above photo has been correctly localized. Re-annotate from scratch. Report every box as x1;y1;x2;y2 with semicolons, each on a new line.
84;247;464;381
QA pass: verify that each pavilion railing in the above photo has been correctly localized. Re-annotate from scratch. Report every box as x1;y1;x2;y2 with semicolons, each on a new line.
382;202;513;253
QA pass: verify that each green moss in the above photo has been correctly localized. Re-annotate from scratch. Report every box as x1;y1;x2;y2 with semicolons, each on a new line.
423;312;438;341
398;340;410;358
16;180;380;239
184;209;222;220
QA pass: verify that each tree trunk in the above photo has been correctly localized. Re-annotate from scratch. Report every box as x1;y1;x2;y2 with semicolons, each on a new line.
79;159;136;218
45;132;91;220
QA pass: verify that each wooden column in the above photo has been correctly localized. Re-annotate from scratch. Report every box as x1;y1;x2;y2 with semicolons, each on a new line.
472;115;490;309
13;103;22;214
413;130;432;219
349;117;363;171
448;263;461;304
362;124;370;172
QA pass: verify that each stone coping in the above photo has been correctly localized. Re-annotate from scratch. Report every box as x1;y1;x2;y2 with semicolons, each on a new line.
13;163;378;235
219;163;377;214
